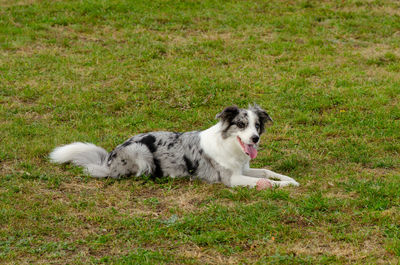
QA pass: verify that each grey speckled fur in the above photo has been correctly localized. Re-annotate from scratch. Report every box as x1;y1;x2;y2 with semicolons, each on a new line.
106;131;231;184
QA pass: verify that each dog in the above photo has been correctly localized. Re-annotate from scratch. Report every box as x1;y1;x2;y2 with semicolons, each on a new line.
50;104;299;190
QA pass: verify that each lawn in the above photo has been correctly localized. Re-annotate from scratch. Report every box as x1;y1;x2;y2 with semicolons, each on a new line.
1;0;400;263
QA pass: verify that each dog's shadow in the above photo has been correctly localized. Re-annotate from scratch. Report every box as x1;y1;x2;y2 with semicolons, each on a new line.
100;174;194;189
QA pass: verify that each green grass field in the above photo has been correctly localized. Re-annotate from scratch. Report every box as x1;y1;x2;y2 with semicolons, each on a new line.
1;0;400;263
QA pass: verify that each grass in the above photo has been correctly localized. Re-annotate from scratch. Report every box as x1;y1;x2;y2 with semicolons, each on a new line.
1;0;400;263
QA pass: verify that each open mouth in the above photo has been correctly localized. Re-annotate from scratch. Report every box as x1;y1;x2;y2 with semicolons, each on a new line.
237;136;258;159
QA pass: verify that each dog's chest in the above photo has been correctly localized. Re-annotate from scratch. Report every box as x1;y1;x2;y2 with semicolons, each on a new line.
199;129;248;173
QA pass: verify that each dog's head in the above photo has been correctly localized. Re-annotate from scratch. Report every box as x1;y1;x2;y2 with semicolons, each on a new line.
216;104;272;159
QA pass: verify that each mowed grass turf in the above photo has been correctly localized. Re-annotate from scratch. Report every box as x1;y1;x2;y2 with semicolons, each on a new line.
1;0;400;263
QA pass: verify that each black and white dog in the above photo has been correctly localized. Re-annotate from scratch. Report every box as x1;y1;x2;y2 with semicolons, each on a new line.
50;104;299;190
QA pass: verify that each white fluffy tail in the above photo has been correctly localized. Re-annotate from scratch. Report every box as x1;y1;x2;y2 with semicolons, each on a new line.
49;142;110;178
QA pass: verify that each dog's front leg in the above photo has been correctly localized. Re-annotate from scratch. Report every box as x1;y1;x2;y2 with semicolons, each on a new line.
243;168;299;186
229;175;272;190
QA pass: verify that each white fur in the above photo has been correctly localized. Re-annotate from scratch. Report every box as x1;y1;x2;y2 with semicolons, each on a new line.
50;142;110;177
50;142;107;165
200;121;299;188
200;122;249;175
125;144;153;176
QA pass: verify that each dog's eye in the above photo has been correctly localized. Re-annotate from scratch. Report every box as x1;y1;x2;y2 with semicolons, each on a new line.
236;122;245;128
255;123;260;129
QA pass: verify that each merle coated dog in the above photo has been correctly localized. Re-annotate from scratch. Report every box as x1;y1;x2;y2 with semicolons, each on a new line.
50;104;299;189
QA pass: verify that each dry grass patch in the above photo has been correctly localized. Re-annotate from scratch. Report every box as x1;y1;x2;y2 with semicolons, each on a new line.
289;229;392;263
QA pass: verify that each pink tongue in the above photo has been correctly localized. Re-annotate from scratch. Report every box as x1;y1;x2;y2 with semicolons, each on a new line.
244;144;258;159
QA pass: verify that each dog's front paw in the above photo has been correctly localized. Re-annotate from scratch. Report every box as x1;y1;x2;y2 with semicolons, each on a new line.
265;178;301;188
291;181;300;186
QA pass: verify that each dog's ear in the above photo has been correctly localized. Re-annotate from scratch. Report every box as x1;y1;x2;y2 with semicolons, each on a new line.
216;106;240;123
250;104;273;133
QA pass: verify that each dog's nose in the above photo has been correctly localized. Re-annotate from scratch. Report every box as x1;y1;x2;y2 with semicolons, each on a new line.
251;135;259;144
